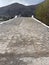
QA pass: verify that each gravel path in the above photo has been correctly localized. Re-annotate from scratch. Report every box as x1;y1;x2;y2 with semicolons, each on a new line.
0;17;49;65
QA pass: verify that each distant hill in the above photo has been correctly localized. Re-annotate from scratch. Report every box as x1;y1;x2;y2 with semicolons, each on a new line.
0;2;45;21
0;3;37;20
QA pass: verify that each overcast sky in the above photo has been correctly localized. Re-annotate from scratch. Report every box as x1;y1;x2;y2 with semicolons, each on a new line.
0;0;44;7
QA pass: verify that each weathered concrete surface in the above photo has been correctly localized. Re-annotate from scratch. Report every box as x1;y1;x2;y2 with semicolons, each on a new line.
0;17;49;65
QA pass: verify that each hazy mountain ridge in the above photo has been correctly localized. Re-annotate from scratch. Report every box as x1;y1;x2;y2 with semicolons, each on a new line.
0;3;37;20
0;1;45;21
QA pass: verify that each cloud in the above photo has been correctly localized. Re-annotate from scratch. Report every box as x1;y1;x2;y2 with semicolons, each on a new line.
0;0;44;7
12;0;44;5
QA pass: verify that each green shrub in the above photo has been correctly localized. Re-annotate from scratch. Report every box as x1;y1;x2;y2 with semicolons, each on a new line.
35;0;49;26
